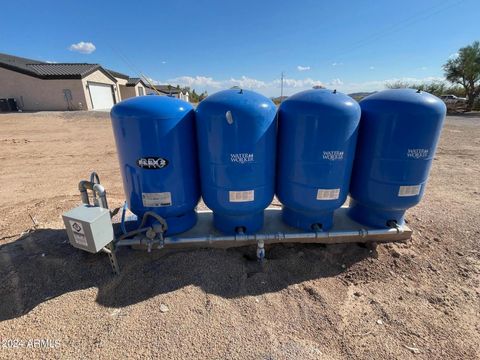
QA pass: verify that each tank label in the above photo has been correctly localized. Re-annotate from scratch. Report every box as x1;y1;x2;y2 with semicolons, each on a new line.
398;185;421;197
229;190;254;202
322;151;344;161
230;153;254;164
137;157;169;169
316;188;340;200
407;149;429;159
69;220;88;247
142;192;172;207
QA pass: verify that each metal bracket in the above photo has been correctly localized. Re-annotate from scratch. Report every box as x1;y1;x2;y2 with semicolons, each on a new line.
103;242;120;275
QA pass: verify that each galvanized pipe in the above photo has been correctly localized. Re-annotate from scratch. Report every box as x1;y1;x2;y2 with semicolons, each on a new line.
93;184;108;209
78;180;108;209
115;226;407;250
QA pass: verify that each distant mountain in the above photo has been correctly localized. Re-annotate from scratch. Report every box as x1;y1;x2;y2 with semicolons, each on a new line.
271;96;288;105
348;92;376;101
271;91;376;104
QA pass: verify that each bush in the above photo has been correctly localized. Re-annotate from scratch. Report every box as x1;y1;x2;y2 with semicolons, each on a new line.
473;98;480;111
385;81;465;98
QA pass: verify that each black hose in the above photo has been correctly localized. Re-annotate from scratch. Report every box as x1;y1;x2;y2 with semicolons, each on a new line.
90;172;100;184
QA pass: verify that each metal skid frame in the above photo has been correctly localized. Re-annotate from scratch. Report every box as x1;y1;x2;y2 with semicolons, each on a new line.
115;208;411;249
74;174;412;274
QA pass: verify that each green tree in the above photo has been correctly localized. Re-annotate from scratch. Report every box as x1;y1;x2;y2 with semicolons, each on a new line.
443;41;480;111
198;91;208;102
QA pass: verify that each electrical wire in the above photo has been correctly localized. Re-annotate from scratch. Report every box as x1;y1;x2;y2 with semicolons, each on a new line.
326;0;466;63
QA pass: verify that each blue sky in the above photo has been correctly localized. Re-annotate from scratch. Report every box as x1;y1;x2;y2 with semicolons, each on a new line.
1;0;478;96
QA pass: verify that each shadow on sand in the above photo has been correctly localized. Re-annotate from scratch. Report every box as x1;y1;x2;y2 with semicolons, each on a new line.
0;227;374;321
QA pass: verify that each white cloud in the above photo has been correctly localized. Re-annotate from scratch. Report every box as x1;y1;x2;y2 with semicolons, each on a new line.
420;66;428;70
163;75;323;95
154;74;445;97
369;66;375;70
297;65;311;71
332;62;343;67
144;77;160;85
226;76;267;89
273;77;324;89
329;78;344;86
166;75;222;89
166;75;267;90
69;41;96;54
167;75;267;90
161;61;167;64
448;52;459;59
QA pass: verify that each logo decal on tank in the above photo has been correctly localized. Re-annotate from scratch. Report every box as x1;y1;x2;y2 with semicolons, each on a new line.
322;151;344;161
230;153;254;164
407;149;429;159
136;157;169;169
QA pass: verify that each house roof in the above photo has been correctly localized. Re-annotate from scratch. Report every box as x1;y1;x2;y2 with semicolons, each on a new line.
126;77;142;86
0;52;40;71
0;52;117;81
106;68;129;80
146;84;182;94
27;63;101;77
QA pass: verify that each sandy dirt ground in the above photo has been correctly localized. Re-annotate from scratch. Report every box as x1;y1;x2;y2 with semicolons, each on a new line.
0;111;479;360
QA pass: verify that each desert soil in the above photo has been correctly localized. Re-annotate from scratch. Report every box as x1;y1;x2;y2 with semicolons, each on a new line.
0;111;479;360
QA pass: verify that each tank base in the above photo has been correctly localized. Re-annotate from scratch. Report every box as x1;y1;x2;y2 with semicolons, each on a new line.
281;206;334;231
137;210;198;236
348;200;406;228
213;211;264;234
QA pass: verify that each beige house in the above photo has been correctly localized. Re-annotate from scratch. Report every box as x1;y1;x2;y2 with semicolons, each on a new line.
106;70;146;100
0;53;123;111
0;52;189;111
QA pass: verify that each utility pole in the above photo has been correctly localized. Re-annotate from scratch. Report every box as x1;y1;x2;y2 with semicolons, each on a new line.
280;71;285;101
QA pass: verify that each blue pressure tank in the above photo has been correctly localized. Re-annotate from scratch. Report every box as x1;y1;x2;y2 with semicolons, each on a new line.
195;89;277;234
349;89;446;228
110;96;200;235
276;89;361;231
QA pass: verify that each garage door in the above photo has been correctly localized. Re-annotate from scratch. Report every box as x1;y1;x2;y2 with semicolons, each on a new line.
88;83;115;110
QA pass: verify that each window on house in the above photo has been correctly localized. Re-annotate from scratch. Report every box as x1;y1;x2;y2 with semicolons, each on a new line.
138;87;145;96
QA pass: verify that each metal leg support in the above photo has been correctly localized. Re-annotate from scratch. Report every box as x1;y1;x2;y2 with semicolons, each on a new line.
103;242;120;275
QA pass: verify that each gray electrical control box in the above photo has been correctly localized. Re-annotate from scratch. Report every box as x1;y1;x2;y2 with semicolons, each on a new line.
62;205;114;253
